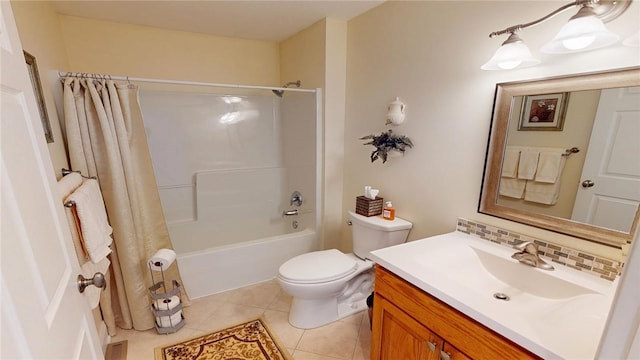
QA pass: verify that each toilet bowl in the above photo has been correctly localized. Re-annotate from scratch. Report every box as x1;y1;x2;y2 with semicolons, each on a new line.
277;211;412;329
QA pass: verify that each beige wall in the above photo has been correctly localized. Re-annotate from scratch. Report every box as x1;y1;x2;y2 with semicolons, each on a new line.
345;1;640;260
280;18;348;251
57;15;280;86
323;19;348;251
12;0;71;175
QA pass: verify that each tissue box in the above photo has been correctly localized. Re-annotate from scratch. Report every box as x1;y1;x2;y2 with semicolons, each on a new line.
356;196;384;217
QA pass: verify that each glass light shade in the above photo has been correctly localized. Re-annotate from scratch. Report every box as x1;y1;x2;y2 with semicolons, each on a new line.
481;36;540;71
541;10;619;54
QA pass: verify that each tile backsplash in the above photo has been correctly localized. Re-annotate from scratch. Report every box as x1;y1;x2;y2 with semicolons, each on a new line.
456;218;622;281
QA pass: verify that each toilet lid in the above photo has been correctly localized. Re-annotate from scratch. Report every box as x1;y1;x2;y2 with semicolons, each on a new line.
279;249;358;284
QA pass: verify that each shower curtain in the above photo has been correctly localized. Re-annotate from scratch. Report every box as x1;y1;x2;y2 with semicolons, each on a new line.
62;78;189;332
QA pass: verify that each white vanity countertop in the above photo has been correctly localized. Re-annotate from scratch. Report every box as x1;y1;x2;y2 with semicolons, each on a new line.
369;231;619;360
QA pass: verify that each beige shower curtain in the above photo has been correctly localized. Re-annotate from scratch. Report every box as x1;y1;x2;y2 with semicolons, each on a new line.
62;77;189;332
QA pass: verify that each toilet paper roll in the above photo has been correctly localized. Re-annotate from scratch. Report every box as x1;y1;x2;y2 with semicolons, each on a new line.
154;295;181;311
156;310;183;328
148;248;176;271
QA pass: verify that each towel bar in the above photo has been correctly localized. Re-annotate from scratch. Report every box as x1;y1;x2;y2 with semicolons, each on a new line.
562;147;580;157
61;168;96;180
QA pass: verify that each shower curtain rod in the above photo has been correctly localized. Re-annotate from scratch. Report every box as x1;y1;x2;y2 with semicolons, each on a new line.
57;71;316;93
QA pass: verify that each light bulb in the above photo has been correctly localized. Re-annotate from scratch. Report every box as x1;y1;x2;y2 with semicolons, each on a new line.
563;35;596;50
498;60;522;70
541;7;619;54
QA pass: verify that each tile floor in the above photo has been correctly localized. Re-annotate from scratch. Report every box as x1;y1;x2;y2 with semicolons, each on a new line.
110;279;372;360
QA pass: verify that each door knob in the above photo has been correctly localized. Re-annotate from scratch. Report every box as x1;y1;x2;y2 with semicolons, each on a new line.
77;272;106;294
581;180;595;188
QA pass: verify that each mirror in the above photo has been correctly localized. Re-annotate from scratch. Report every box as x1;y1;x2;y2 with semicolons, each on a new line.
479;67;640;248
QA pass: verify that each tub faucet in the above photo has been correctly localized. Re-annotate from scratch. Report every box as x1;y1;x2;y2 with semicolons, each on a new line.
290;191;303;207
511;242;554;271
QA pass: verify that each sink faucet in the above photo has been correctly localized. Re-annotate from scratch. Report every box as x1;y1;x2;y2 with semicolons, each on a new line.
511;242;554;271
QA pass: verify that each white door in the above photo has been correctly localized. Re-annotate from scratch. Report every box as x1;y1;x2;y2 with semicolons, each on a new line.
0;2;103;359
571;87;640;233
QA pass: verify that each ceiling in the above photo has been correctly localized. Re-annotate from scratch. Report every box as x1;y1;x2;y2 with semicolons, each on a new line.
50;0;385;42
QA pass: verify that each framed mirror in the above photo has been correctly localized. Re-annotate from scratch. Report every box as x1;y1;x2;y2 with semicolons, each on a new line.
479;67;640;248
24;51;53;143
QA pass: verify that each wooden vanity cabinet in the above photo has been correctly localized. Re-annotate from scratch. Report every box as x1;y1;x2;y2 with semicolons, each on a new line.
371;266;540;360
375;295;470;360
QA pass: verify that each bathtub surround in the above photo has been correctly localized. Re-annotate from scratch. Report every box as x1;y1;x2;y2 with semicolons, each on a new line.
62;77;189;331
135;83;320;297
456;218;622;281
179;230;317;299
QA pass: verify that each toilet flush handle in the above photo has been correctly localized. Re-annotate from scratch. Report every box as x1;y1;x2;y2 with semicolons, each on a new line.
347;220;352;226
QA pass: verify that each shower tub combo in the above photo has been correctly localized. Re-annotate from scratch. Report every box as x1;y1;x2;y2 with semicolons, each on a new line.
139;82;321;298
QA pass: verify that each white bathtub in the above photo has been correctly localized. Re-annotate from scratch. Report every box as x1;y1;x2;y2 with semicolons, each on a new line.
177;228;318;298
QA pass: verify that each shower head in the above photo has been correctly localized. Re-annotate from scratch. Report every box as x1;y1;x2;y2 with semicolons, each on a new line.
272;80;301;97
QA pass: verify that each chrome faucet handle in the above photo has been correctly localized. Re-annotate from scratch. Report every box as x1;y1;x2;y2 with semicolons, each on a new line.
512;242;554;271
290;191;303;207
514;241;538;255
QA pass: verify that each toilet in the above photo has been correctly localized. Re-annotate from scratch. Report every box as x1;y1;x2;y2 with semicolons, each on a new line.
277;210;412;329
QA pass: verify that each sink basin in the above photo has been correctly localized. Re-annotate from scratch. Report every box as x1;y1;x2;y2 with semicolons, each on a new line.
407;233;604;301
369;231;618;359
446;244;596;299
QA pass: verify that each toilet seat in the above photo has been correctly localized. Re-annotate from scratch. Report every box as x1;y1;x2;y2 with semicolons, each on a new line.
279;249;357;284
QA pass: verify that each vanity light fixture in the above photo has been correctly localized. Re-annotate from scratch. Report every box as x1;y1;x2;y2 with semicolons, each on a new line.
481;32;541;70
541;4;620;53
482;0;632;70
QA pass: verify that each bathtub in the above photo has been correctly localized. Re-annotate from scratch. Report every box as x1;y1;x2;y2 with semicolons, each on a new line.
177;228;318;298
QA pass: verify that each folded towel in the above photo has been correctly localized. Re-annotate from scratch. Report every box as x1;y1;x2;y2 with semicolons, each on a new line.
518;150;540;180
499;178;526;199
58;174;111;310
57;172;83;199
501;147;520;178
65;179;113;263
535;151;565;183
524;180;563;205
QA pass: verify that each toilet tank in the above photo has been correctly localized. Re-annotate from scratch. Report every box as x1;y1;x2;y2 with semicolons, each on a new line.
348;210;412;260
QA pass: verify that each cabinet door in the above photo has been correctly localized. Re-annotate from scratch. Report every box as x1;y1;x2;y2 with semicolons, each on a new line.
373;296;443;360
373;266;541;359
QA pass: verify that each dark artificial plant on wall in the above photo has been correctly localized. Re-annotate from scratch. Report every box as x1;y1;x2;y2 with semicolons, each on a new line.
360;129;413;163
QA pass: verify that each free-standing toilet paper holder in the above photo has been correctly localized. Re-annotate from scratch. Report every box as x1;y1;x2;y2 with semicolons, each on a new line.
148;260;185;334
